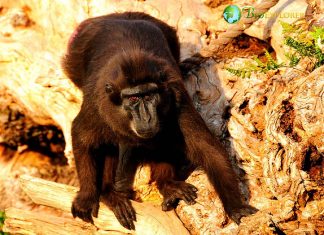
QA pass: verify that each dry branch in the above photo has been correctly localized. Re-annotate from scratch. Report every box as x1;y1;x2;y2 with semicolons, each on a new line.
4;208;97;235
3;175;189;235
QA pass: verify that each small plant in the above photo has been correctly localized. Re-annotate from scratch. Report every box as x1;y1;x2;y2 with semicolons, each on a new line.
226;22;324;78
225;49;283;78
0;211;8;235
280;21;323;69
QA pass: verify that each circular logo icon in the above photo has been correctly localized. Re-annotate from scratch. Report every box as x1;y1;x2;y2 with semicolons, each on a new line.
223;5;241;24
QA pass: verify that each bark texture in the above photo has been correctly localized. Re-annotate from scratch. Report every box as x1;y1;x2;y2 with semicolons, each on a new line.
4;175;189;235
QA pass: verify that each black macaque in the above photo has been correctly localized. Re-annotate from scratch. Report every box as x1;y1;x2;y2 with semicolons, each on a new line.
63;12;254;230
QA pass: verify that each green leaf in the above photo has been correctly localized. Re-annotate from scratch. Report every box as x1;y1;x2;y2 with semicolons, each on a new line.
253;57;266;68
285;36;324;68
280;21;299;34
285;37;316;56
285;53;301;67
0;211;5;225
226;67;253;78
310;26;324;41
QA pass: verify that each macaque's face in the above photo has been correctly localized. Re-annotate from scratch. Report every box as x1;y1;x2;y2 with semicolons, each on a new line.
120;83;161;139
98;52;173;139
102;83;166;139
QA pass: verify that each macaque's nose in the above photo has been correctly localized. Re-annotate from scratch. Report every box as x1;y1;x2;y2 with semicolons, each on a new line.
135;118;159;138
139;101;151;123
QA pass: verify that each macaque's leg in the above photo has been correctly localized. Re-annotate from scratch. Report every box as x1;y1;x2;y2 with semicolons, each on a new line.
101;144;138;230
71;145;104;223
151;162;198;211
101;153;118;192
174;83;256;222
114;145;138;195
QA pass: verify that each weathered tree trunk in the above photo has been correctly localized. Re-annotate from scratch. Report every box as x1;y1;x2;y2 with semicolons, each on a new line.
0;0;322;234
4;175;189;235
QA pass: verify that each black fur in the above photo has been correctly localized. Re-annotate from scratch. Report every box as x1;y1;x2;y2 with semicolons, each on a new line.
63;12;254;230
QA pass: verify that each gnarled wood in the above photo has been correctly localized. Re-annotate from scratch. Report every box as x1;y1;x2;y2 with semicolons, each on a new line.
3;175;189;235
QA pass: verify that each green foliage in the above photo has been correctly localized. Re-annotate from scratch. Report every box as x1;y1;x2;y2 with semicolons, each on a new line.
281;21;324;69
0;211;4;227
280;21;300;34
226;67;252;78
310;26;324;43
226;22;324;78
263;50;283;70
0;211;8;235
285;36;324;68
285;53;301;67
225;49;283;78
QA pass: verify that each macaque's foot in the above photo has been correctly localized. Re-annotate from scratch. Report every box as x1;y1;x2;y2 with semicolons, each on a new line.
159;180;198;211
101;191;136;230
228;204;258;224
71;192;99;224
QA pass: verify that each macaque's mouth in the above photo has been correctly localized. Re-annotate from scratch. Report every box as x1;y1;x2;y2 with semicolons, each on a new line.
130;120;159;139
134;129;159;139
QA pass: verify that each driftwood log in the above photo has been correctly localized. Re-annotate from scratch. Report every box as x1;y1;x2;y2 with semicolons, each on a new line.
0;0;323;234
4;175;189;235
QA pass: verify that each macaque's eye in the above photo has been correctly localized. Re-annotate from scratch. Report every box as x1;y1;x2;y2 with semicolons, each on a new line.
128;96;140;104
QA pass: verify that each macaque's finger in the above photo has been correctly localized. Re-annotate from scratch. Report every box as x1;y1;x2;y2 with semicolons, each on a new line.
114;206;132;230
92;203;99;218
183;187;198;199
79;209;94;224
183;193;197;205
188;184;198;192
162;197;177;211
71;205;77;218
120;204;135;230
126;201;137;221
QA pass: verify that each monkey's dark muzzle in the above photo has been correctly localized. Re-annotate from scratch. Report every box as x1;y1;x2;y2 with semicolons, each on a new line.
136;128;158;139
131;98;160;139
133;119;159;139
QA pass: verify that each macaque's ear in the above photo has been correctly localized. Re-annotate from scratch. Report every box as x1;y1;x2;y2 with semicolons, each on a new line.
105;83;121;105
105;83;114;93
167;80;186;109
